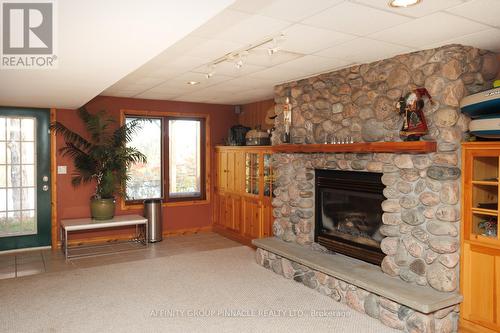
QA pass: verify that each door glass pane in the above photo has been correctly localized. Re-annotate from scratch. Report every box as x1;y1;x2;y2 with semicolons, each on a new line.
7;118;20;140
21;119;34;141
0;116;37;237
22;165;35;186
21;142;34;164
6;211;21;234
6;142;20;163
0;166;5;187
0;118;5;140
245;153;260;195
7;165;20;187
168;119;201;198
22;188;35;210
7;188;21;210
0;189;5;211
0;142;5;164
264;154;274;197
473;156;498;181
22;210;36;232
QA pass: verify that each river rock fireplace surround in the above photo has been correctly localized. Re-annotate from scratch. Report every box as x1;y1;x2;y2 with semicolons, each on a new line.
252;44;500;333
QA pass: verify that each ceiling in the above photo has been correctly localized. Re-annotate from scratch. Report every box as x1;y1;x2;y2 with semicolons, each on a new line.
0;0;235;109
103;0;500;106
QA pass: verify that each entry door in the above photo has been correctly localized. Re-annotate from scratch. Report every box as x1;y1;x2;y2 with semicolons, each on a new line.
0;108;51;250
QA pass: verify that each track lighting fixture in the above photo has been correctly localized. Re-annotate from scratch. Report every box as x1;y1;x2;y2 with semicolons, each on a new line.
205;63;216;79
198;33;285;79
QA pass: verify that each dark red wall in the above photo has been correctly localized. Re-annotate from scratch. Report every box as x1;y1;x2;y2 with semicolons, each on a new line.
55;96;237;240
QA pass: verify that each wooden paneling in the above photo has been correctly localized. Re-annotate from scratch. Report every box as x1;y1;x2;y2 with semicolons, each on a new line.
238;99;275;130
242;196;262;239
227;151;236;192
50;108;58;249
262;198;273;238
218;150;228;191
462;243;495;324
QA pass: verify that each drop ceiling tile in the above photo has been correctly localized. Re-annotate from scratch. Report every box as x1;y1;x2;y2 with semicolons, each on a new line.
149;36;207;63
210;89;274;105
107;90;138;98
247;65;309;84
447;0;500;28
200;80;264;93
302;2;410;36
190;10;251;39
369;12;490;48
117;76;166;87
230;0;343;22
140;84;192;95
228;0;270;15
134;91;180;100
168;72;234;88
277;55;352;76
185;39;245;59
211;13;292;44
221;76;274;88
280;24;357;54
151;56;208;78
244;49;303;67
352;0;465;18
315;37;413;64
172;93;217;103
113;83;158;91
193;61;266;77
424;28;500;52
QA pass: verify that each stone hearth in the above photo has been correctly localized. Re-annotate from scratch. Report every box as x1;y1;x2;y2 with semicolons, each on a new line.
252;44;499;333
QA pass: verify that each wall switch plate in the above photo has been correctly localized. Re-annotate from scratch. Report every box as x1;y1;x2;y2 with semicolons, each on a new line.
57;166;67;174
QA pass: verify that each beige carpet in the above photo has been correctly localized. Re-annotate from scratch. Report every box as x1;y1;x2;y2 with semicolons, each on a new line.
0;246;397;333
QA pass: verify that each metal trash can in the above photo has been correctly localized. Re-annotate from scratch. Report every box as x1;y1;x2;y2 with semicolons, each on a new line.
144;199;162;242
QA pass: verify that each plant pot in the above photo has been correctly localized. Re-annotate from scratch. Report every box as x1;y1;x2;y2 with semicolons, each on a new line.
90;197;116;220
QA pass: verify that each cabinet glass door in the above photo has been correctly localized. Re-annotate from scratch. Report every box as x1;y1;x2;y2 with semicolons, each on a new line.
245;153;259;195
263;153;274;197
470;156;499;240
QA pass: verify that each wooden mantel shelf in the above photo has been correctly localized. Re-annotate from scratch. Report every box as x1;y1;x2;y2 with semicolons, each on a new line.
272;141;437;154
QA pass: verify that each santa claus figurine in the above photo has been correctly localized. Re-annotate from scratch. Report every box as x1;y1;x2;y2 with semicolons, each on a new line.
396;87;433;141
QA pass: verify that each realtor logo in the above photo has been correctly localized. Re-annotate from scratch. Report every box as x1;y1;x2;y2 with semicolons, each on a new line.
1;0;57;69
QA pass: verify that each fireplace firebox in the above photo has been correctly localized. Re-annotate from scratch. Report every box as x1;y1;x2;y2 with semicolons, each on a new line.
314;169;385;265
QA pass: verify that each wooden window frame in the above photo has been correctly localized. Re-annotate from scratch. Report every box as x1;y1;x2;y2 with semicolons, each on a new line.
165;116;206;203
120;109;210;209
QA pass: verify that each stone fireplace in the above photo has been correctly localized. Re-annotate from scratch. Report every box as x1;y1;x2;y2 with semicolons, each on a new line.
252;45;500;332
315;169;385;265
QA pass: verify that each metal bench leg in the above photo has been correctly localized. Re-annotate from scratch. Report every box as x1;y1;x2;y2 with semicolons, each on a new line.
64;229;68;259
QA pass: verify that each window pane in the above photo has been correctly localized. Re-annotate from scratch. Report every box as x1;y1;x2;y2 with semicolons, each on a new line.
169;119;201;198
125;117;162;200
0;118;5;140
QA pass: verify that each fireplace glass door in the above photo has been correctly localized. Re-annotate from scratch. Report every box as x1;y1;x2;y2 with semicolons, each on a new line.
315;169;385;265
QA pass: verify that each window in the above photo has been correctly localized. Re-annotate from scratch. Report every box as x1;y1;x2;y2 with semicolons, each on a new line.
168;119;202;199
125;114;206;203
126;117;162;201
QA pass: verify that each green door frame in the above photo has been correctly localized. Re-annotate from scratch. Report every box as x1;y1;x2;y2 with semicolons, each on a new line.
0;107;51;251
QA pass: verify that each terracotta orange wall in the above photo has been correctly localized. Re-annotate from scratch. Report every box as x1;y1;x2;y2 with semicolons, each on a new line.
55;96;237;240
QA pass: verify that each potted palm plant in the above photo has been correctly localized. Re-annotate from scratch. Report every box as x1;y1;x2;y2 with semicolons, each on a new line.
51;108;147;220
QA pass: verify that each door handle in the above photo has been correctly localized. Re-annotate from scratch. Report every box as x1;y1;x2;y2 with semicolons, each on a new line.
42;185;49;192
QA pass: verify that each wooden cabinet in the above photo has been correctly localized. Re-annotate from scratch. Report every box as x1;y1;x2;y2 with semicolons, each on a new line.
461;142;500;333
214;146;274;245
